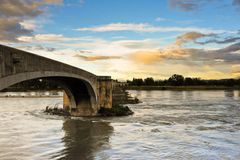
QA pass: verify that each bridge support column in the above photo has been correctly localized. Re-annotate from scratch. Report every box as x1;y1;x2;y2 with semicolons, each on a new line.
63;91;70;110
97;76;112;109
63;77;113;116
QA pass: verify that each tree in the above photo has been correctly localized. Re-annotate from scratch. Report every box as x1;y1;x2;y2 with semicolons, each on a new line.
225;79;235;86
185;77;193;85
168;74;184;86
144;77;155;85
132;78;144;86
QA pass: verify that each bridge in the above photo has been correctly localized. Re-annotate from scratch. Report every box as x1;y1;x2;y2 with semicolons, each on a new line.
0;44;112;116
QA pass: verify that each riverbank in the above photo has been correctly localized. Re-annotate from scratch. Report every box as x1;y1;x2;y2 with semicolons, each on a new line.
0;95;62;98
124;85;240;90
0;91;63;98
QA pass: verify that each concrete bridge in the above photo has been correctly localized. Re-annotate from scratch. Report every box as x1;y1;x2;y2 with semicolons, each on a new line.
0;44;112;116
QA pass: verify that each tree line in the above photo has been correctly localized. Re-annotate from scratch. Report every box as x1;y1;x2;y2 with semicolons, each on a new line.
3;74;240;92
126;74;240;86
4;79;62;91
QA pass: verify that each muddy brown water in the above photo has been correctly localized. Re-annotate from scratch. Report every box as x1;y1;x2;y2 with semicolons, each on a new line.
0;90;240;159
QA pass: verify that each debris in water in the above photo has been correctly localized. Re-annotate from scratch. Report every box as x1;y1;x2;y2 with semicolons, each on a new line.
98;105;134;117
44;104;71;116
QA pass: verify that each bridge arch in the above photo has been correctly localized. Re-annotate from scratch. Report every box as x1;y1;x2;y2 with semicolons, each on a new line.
0;71;99;116
0;44;113;116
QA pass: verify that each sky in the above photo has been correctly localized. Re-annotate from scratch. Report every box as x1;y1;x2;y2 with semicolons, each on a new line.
1;0;240;80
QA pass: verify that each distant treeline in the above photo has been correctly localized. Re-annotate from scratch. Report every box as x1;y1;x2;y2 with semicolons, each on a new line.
3;74;240;92
4;79;62;91
126;74;240;86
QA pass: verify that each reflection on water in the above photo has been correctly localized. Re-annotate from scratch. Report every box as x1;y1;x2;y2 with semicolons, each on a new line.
0;90;240;159
224;90;234;98
59;120;113;160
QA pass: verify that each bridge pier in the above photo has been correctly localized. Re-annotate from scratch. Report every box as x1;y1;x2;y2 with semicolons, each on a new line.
97;76;112;109
63;76;112;116
63;92;71;110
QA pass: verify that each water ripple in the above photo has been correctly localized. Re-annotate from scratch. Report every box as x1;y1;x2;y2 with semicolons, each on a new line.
0;91;240;159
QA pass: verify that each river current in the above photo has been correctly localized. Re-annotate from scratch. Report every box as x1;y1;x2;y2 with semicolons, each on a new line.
0;90;239;160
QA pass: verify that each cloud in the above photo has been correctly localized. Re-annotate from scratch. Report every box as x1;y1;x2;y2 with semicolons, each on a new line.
65;0;85;7
17;45;56;52
65;38;163;58
169;0;240;11
175;31;240;46
175;32;206;46
232;64;240;77
0;0;63;42
0;18;33;42
115;39;161;49
182;42;240;64
77;50;93;54
19;20;38;30
129;50;166;64
44;0;63;5
129;42;240;65
168;0;222;12
196;36;240;45
74;54;121;61
233;0;240;6
215;42;240;55
169;0;199;11
76;23;147;32
17;34;82;42
129;48;191;64
0;1;42;18
75;23;231;34
28;34;67;42
155;17;167;22
63;33;240;65
79;0;85;4
0;0;63;18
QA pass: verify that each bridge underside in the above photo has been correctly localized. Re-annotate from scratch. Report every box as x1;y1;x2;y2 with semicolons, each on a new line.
2;77;99;116
45;77;98;116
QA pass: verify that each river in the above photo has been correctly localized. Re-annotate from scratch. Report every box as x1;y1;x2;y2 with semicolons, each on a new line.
0;90;239;160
